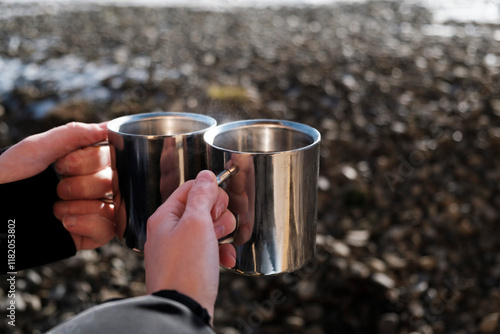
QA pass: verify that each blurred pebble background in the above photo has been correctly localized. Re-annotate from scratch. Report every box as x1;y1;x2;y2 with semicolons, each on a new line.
1;0;500;333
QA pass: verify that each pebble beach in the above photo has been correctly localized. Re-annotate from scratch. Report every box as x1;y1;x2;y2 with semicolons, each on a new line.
1;1;500;333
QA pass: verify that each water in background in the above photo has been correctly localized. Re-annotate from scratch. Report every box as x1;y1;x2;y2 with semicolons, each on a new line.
0;0;498;120
1;0;499;22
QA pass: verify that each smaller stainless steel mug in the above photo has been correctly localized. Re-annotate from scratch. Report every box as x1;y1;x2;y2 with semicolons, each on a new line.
204;119;321;276
108;112;217;252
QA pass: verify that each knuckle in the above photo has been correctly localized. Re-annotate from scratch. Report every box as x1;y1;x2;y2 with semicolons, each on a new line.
64;121;81;132
65;151;81;173
188;186;215;209
64;122;103;146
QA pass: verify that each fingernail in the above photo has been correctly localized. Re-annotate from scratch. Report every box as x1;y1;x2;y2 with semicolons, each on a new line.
55;162;68;175
214;203;225;220
54;163;63;174
215;225;225;239
195;171;215;185
63;216;76;228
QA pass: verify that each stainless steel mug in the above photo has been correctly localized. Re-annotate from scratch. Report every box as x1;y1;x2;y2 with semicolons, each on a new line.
108;112;217;252
204;119;321;276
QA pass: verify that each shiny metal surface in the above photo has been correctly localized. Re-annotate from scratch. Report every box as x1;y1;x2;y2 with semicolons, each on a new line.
108;112;217;252
205;120;321;276
216;166;238;185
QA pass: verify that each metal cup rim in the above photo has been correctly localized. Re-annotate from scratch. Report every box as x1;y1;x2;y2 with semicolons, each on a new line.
204;119;321;155
107;111;217;139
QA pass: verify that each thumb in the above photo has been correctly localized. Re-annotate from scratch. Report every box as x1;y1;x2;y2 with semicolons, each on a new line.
28;122;108;163
182;171;219;221
147;171;219;237
0;122;108;183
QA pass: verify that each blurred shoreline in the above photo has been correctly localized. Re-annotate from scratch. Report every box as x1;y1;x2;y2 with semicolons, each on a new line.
1;0;499;23
1;1;499;138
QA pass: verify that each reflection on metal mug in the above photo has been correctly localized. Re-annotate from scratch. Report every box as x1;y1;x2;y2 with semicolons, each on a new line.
108;112;217;252
204;119;321;276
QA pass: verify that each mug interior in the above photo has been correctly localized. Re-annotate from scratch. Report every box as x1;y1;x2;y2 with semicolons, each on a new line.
109;113;216;136
211;122;317;153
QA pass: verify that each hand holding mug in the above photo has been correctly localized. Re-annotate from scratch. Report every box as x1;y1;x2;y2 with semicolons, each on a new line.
0;122;115;251
145;170;236;321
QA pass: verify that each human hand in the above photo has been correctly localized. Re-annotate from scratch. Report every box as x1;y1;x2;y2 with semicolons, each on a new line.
0;122;115;250
52;128;115;250
144;170;237;321
0;122;106;183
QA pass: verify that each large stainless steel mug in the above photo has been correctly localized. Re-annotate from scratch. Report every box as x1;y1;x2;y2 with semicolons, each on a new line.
108;112;217;252
204;119;321;276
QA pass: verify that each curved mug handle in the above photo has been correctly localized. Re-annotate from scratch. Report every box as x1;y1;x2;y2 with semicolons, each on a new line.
215;166;238;244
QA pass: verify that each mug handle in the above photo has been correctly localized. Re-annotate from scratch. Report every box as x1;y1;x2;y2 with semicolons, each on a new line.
216;166;238;185
215;166;238;244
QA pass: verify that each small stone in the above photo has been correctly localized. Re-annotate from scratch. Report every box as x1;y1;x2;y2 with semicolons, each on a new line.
341;165;358;180
458;219;474;236
479;313;500;333
384;226;409;241
378;313;399;334
24;294;42;312
416;324;435;334
50;284;67;301
73;281;92;294
330;258;348;272
286;316;305;330
110;275;128;288
383;253;408;270
372;272;396;289
391;121;407;134
331;239;351;258
349;260;371;278
15;293;27;312
318;175;331;191
345;230;370;247
297;281;317;301
99;288;125;301
25;270;42;286
407;301;425;321
410;281;429;298
111;258;125;270
317;235;351;258
203;52;216;66
418;256;437;271
366;257;387;273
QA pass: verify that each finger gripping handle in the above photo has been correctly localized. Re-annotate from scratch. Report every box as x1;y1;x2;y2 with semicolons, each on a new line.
215;166;238;244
